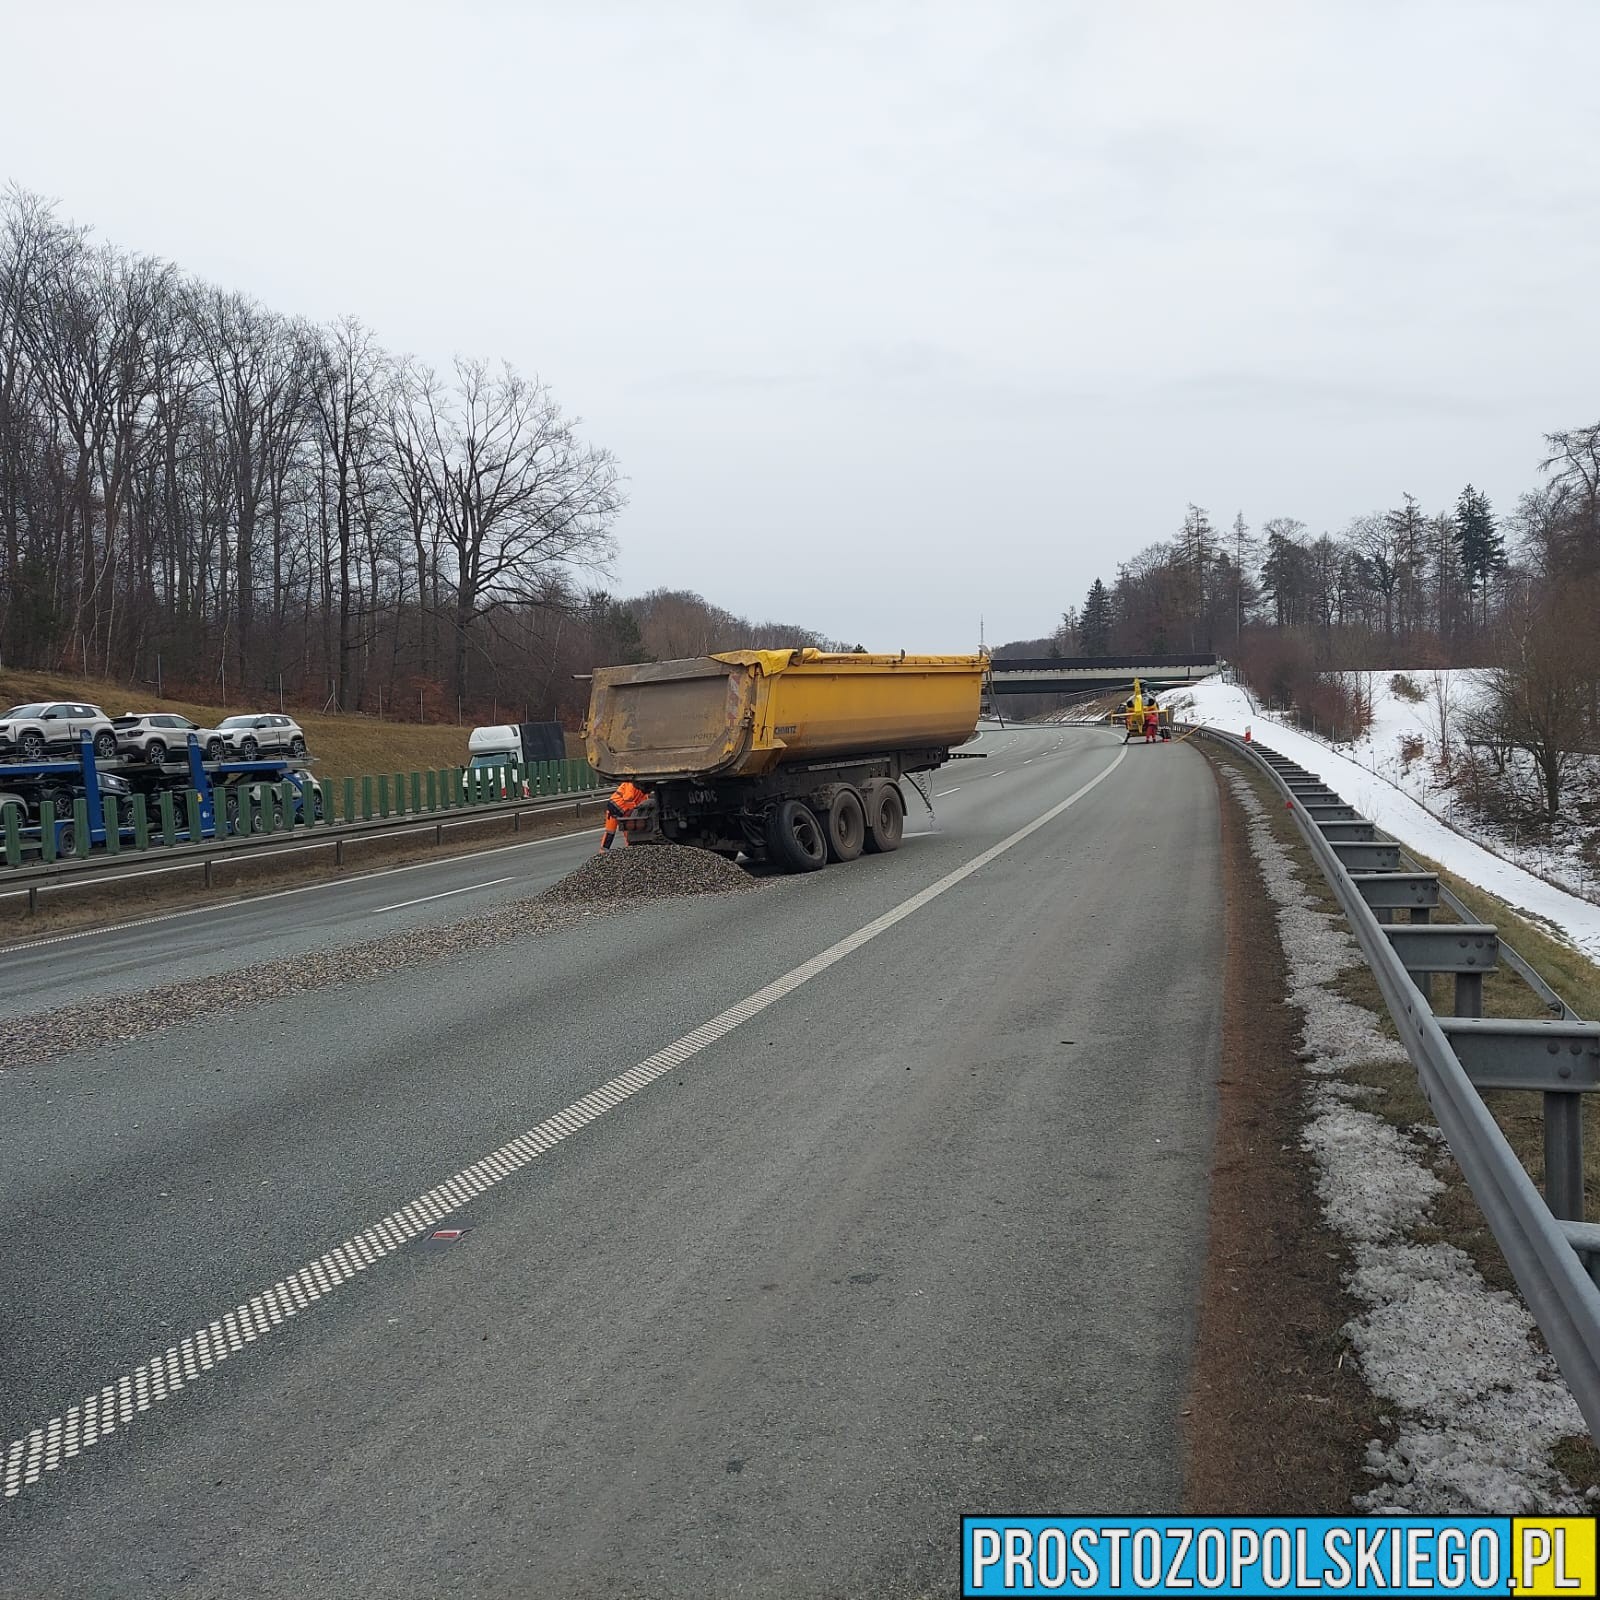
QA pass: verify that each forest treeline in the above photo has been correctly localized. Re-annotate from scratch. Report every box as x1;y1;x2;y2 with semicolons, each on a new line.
997;439;1600;823
1016;437;1600;669
0;186;848;726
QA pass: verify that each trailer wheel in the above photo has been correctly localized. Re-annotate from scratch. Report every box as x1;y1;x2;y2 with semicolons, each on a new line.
94;730;117;758
765;799;827;873
18;731;44;759
146;740;167;765
823;788;866;863
57;823;76;856
862;780;905;854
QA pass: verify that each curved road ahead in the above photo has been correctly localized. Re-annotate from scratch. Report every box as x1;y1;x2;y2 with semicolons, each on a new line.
1;726;1222;1598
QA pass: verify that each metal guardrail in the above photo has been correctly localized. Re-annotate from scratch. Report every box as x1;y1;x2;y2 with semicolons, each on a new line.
1195;726;1600;1436
0;785;608;911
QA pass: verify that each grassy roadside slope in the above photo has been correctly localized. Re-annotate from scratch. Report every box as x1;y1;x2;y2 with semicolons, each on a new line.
0;669;581;782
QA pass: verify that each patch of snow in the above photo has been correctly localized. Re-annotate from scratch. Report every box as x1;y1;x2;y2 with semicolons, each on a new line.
1302;1100;1442;1243
1223;768;1587;1513
1184;678;1600;962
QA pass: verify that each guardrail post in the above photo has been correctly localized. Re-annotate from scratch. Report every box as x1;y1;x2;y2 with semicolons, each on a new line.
1455;971;1484;1018
186;789;205;845
133;796;149;851
103;796;120;855
72;798;89;857
378;775;390;818
340;776;354;823
3;803;20;867
426;769;437;811
361;776;374;820
38;801;55;862
158;791;176;847
411;772;422;813
1547;1094;1586;1222
394;772;405;815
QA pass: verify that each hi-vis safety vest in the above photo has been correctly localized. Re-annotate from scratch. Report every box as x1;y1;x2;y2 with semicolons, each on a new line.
606;782;648;820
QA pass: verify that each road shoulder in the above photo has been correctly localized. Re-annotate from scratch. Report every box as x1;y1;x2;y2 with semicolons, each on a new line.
1182;744;1381;1511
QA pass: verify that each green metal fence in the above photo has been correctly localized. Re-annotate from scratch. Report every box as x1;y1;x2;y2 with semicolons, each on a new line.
0;758;603;870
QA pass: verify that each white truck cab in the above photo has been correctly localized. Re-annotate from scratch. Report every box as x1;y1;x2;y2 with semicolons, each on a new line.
467;725;522;771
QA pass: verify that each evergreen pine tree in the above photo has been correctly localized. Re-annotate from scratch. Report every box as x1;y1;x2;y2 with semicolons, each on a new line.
1454;484;1506;625
1078;579;1112;655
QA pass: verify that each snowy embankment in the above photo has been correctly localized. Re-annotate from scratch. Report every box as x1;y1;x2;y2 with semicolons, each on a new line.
1174;678;1600;963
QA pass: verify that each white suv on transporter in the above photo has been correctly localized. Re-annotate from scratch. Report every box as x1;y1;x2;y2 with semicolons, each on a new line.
0;702;118;760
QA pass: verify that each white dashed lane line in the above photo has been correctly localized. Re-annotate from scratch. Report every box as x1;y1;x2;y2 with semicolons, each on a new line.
0;831;588;957
371;878;513;914
0;749;1126;1504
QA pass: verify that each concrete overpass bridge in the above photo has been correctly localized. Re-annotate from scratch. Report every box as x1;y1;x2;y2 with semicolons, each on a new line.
986;654;1222;695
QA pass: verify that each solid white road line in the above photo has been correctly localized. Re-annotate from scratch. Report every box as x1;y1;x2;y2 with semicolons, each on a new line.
370;878;515;914
0;746;1127;1504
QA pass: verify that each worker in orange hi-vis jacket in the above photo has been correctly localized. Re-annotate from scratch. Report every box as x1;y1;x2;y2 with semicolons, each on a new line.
1144;708;1159;743
599;780;649;852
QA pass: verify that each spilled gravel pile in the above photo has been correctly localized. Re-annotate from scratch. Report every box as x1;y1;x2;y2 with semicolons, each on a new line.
538;842;757;905
2;846;764;1072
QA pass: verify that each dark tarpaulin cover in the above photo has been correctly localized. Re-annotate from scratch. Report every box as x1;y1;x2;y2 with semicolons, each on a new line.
518;721;566;763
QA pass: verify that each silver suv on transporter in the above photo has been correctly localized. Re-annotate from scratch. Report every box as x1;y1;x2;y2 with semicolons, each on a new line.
217;713;309;760
112;712;226;764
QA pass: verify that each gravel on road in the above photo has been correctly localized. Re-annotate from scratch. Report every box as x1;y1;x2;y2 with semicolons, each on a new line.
1;844;766;1072
538;842;758;906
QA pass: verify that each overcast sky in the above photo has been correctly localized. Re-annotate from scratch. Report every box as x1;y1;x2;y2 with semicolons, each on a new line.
5;1;1597;649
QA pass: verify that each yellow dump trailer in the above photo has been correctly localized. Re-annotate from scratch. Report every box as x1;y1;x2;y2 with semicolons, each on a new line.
584;649;986;872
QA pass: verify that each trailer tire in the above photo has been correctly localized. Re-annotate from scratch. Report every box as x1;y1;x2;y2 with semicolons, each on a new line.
822;787;866;863
146;740;167;765
766;799;828;873
862;780;904;854
57;823;75;856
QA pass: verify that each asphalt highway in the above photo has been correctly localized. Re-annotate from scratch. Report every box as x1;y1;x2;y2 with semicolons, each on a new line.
0;725;1223;1597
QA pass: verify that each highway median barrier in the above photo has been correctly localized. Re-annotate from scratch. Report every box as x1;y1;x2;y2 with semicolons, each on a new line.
0;753;606;921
